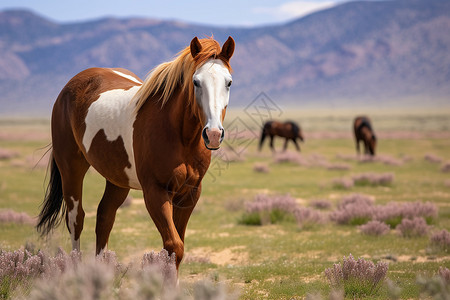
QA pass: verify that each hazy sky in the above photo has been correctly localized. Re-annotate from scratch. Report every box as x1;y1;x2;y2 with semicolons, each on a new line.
0;0;352;26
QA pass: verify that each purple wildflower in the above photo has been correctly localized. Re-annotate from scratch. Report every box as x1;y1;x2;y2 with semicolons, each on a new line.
142;249;177;286
294;207;326;229
324;254;388;297
245;194;297;214
438;267;450;284
352;172;394;186
359;221;390;236
396;217;429;238
424;153;443;163
332;178;354;189
309;199;332;210
430;229;450;252
441;161;450;173
253;162;270;173
0;209;36;225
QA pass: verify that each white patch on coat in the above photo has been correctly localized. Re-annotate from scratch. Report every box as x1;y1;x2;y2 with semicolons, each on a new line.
68;196;80;250
112;70;143;85
97;247;106;257
82;85;142;189
193;59;232;130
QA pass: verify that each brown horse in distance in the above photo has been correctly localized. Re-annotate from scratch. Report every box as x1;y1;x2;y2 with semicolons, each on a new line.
36;36;235;270
259;121;304;152
353;116;376;156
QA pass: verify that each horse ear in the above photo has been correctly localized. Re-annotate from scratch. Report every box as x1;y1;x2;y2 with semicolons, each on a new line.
190;37;202;58
220;36;235;61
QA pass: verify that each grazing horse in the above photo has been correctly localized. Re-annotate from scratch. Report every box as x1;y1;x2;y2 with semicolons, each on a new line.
259;121;304;152
353;116;376;156
36;36;235;270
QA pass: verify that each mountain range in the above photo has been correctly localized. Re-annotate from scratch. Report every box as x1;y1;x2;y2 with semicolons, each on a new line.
0;0;449;115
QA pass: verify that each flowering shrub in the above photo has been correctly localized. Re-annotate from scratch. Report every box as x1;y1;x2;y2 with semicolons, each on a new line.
330;195;437;228
396;217;429;238
141;249;177;287
0;248;80;299
359;220;390;236
330;194;374;225
424;153;443;163
439;267;450;284
373;201;438;227
338;194;374;209
240;194;326;228
325;162;351;171
0;247;232;300
309;199;332;210
352;173;394;186
0;148;18;160
324;254;388;298
273;151;309;166
441;161;450;173
253;163;270;173
240;194;297;225
417;267;450;299
294;207;326;229
429;229;450;253
0;210;35;225
336;153;405;166
332;178;354;189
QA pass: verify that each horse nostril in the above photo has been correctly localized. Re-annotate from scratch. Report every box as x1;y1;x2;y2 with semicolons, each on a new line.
202;127;209;144
220;128;225;143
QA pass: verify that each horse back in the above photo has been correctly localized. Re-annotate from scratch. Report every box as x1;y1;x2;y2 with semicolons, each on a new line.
51;67;143;189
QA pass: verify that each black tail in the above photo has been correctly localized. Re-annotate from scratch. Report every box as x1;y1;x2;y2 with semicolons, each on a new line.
36;154;65;236
259;123;271;151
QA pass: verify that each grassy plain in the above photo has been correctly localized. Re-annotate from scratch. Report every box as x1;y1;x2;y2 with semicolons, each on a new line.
1;110;450;299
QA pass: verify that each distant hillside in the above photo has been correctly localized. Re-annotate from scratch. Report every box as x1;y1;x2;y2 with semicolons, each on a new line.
0;0;449;115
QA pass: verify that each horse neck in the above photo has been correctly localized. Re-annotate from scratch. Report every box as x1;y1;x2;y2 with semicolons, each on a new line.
361;127;372;140
168;88;204;148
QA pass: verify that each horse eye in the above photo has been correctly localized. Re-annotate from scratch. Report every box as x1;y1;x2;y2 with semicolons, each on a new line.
193;79;200;88
227;81;232;88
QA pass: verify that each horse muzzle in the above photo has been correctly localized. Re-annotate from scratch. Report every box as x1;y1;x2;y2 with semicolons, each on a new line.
202;127;224;150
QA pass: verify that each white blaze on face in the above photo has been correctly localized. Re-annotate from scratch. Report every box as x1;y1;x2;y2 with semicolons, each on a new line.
82;82;142;189
68;196;80;250
193;59;232;131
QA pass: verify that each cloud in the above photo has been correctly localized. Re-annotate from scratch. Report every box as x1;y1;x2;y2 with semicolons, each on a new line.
254;1;338;21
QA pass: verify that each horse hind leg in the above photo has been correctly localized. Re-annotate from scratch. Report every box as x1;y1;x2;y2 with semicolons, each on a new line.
95;181;130;255
54;150;90;251
293;138;300;151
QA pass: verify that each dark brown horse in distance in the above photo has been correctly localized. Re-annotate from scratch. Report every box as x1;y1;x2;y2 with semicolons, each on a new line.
353;116;376;156
259;121;304;152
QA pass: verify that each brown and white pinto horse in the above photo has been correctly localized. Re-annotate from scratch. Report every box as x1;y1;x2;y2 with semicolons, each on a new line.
259;120;304;152
353;116;376;156
36;36;235;270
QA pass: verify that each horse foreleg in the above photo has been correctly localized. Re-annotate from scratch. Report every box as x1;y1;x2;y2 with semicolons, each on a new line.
283;138;288;152
258;132;267;151
269;135;275;152
172;186;200;244
95;181;130;255
144;185;184;269
355;139;361;155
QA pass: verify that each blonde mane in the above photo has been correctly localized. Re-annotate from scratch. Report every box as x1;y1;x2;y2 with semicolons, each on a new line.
133;37;232;113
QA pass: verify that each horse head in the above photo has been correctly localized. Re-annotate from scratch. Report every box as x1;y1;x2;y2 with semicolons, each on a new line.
190;36;235;150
